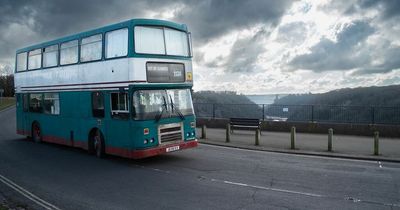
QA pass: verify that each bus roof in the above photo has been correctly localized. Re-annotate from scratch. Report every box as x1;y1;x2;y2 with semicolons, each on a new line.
16;19;188;53
129;83;193;90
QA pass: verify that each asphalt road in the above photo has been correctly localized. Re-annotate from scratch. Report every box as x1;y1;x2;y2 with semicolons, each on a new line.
0;107;400;210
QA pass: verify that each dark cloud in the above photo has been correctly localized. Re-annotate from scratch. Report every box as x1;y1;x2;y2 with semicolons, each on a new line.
224;28;269;73
173;0;293;44
289;19;400;74
195;27;270;73
288;21;375;72
0;0;40;64
352;46;400;75
354;0;400;19
325;0;400;20
195;27;271;73
0;0;148;64
31;0;162;36
0;0;294;71
0;0;172;41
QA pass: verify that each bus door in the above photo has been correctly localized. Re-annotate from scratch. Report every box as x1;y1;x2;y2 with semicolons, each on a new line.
91;92;106;132
106;91;131;148
21;94;29;134
16;94;24;133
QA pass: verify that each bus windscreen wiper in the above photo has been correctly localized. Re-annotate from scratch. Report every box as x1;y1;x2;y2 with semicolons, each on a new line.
169;95;185;120
155;96;168;122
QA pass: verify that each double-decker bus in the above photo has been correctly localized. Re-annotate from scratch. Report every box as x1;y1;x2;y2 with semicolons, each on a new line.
14;19;197;159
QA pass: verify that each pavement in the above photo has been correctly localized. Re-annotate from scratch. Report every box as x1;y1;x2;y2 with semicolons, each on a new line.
197;127;400;162
0;107;400;209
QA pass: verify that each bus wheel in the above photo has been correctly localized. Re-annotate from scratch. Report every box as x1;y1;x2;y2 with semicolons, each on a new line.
32;122;42;143
93;130;105;158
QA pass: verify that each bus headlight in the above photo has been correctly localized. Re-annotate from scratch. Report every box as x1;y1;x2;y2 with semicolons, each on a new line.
186;72;193;81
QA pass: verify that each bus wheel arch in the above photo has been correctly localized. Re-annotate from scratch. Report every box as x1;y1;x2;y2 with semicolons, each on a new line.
31;121;42;143
88;128;105;158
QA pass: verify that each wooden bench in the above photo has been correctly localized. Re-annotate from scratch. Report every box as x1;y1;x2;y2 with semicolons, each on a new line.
229;118;262;134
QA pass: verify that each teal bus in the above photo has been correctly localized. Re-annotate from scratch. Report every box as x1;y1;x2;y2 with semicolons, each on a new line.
14;19;197;159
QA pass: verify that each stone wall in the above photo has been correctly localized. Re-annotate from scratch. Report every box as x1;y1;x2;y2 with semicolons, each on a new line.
197;118;400;138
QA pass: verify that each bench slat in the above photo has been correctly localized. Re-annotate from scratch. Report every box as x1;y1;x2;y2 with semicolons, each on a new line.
229;118;261;132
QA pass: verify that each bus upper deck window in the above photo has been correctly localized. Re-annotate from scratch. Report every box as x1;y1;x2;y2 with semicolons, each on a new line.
105;28;128;59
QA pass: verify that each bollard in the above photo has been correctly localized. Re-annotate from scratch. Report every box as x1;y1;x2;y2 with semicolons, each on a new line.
374;131;379;156
255;129;260;146
328;128;333;152
290;126;296;149
201;125;207;139
226;123;231;143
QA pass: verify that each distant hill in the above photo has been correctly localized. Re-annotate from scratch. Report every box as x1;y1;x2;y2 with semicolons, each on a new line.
193;91;255;104
274;85;400;107
192;86;400;120
192;91;261;118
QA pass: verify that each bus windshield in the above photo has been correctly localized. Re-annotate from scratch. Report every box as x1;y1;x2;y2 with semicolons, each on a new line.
132;89;194;120
134;26;190;57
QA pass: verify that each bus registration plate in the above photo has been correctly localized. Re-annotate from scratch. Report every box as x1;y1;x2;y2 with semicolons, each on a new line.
166;146;180;152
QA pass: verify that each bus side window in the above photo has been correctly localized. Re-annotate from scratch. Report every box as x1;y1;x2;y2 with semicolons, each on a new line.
23;94;29;112
29;93;43;113
110;92;129;120
92;92;104;118
43;93;60;115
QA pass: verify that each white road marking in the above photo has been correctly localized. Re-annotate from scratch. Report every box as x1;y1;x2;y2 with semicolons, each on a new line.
378;161;383;168
210;177;400;207
132;164;170;174
210;178;323;198
151;168;171;173
0;174;61;210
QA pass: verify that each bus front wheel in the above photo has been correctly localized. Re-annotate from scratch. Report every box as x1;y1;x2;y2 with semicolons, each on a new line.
32;122;42;143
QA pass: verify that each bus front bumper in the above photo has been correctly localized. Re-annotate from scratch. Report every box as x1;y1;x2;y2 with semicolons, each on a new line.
105;140;198;159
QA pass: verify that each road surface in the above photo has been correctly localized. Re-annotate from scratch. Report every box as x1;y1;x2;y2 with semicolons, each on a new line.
0;107;399;209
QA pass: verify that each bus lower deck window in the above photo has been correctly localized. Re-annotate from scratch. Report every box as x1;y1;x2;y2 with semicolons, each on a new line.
43;93;60;115
29;94;43;113
111;92;129;119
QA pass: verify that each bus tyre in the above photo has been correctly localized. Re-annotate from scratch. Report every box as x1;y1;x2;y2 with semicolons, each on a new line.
93;130;105;158
32;122;42;143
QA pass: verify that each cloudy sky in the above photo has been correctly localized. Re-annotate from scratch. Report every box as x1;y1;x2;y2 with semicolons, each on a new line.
1;0;400;94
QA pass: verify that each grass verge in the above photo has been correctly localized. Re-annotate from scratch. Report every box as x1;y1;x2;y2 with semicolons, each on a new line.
0;97;15;112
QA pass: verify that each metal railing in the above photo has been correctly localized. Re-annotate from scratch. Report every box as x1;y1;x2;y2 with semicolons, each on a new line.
193;103;400;125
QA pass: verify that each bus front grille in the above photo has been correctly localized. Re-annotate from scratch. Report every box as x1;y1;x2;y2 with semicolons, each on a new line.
159;123;183;144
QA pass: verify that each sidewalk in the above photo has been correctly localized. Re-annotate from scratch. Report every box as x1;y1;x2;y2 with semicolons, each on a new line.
196;127;400;162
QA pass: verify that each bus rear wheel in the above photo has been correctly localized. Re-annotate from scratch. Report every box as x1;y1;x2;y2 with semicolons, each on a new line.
32;122;42;143
91;130;105;158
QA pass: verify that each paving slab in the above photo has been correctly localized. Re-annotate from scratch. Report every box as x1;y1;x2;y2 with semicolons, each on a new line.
197;127;400;162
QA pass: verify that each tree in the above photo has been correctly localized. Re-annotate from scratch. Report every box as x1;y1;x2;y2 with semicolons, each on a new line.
0;74;14;97
0;65;13;75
